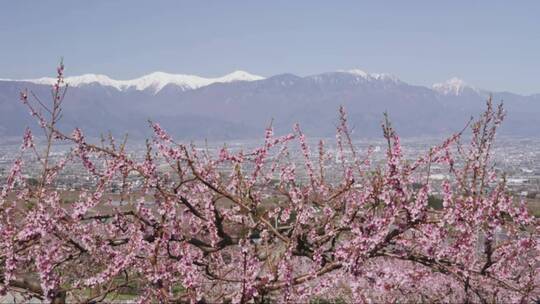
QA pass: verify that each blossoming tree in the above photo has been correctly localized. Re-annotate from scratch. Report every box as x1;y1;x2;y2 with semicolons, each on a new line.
1;63;538;303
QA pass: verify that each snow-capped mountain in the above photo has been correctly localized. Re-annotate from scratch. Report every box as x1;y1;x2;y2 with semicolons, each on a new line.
432;77;476;96
339;69;401;82
0;69;538;139
7;70;264;93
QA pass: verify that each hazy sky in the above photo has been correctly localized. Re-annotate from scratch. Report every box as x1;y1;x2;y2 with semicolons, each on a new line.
1;1;539;94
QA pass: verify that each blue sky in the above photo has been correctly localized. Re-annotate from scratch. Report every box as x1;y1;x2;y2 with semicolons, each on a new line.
1;1;539;94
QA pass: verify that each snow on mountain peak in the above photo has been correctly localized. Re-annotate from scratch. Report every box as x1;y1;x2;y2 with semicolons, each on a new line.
129;72;209;92
219;70;264;82
17;71;265;93
20;74;123;89
344;69;369;78
339;69;400;82
432;77;471;95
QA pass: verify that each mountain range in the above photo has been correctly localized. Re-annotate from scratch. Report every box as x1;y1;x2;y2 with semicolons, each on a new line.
1;69;539;140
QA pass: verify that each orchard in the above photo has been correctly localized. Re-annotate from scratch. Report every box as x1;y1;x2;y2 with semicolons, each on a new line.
1;63;538;303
